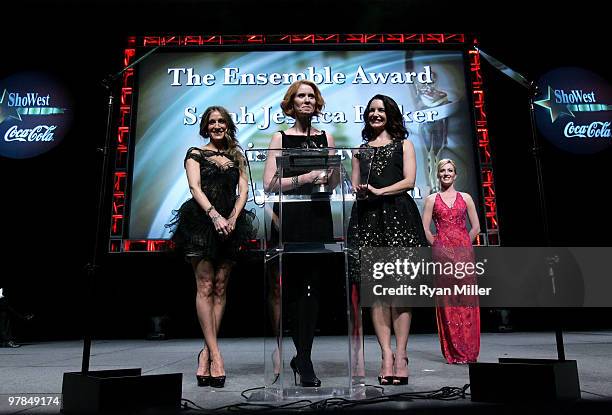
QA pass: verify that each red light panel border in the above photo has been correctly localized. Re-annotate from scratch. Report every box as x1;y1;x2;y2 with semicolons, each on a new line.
108;33;499;252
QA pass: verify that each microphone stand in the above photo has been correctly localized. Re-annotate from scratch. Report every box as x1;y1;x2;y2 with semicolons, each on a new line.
302;115;316;149
468;46;580;403
303;115;331;194
81;45;160;374
475;46;565;359
62;45;181;414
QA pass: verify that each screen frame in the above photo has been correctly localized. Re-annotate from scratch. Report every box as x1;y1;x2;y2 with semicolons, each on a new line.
108;33;500;253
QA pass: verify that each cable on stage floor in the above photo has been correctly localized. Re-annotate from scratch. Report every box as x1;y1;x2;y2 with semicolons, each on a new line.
180;383;471;413
581;390;611;399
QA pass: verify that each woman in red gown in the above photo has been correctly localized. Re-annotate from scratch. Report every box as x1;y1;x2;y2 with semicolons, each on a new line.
422;159;481;364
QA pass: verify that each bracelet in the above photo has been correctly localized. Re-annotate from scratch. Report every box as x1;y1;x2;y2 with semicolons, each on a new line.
205;205;215;215
291;175;299;189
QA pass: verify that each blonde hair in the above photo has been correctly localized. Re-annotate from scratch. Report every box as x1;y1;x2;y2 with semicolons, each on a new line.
437;158;457;174
280;80;325;117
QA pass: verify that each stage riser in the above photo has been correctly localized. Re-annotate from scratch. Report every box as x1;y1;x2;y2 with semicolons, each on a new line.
61;369;182;413
469;358;580;402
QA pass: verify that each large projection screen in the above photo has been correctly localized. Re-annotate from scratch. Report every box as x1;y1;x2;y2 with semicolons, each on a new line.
128;48;481;240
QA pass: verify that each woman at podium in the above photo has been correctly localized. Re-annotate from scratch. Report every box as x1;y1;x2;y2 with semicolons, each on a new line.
263;80;337;387
350;94;428;385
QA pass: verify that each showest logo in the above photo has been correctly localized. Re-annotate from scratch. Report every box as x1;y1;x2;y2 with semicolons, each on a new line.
554;89;596;104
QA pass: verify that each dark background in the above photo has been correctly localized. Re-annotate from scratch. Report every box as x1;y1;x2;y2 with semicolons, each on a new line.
1;0;609;342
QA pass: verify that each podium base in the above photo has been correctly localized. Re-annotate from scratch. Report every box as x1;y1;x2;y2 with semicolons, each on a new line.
248;385;368;402
61;368;182;413
469;358;580;402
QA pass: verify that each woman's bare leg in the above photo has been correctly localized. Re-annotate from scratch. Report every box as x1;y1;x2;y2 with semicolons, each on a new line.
192;258;216;377
209;261;233;377
267;269;282;374
392;306;412;380
371;303;394;380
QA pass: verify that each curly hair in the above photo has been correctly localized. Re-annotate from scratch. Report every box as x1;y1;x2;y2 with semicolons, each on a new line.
280;80;325;117
361;94;408;142
199;106;245;169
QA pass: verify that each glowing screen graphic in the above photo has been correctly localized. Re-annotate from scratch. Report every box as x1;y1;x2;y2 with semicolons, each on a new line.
129;49;479;239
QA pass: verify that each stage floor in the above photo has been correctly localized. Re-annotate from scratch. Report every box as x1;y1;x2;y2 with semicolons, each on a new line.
1;331;611;414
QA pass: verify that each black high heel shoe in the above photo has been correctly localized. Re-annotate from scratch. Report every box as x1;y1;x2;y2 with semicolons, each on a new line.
377;374;394;385
196;349;211;387
290;356;321;387
377;352;394;385
209;359;226;388
393;357;409;385
209;374;226;388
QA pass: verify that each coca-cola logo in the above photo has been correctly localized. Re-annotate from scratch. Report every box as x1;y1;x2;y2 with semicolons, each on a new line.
564;122;611;139
535;67;611;155
0;72;72;159
4;125;57;142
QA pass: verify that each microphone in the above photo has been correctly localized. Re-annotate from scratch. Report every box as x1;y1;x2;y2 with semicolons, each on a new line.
301;117;318;149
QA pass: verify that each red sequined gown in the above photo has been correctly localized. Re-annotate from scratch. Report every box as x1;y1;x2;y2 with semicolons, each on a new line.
432;192;480;364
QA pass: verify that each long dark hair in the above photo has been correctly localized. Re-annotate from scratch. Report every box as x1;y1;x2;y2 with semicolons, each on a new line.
361;94;408;142
199;106;245;169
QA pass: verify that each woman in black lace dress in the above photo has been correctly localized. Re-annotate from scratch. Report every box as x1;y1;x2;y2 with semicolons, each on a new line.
167;106;255;388
263;80;336;387
350;95;427;385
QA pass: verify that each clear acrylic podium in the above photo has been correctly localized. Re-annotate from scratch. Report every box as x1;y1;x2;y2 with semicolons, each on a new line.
246;147;374;401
